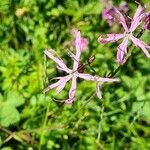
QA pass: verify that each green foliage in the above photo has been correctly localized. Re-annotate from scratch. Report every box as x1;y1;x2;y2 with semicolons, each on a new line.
0;90;24;127
0;0;150;149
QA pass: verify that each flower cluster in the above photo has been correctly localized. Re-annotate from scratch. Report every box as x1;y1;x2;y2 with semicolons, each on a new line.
44;3;150;104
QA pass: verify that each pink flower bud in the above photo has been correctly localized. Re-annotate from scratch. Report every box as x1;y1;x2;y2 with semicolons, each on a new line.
145;13;150;30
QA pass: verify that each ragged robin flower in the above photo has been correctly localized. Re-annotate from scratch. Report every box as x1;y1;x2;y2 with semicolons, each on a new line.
99;4;150;64
44;29;119;104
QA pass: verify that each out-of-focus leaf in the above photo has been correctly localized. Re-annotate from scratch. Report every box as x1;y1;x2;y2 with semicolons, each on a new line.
82;2;103;15
6;90;25;107
132;101;150;121
0;147;13;150
0;103;20;127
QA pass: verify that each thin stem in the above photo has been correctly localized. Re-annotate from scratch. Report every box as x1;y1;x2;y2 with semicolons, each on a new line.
67;92;95;122
39;54;49;150
87;63;97;74
130;101;146;127
97;102;104;141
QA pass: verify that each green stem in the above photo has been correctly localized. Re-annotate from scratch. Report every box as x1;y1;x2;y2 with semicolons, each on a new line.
87;63;97;74
39;54;49;150
97;103;104;141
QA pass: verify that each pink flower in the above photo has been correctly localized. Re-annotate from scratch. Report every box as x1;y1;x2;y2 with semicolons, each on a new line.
102;1;128;26
44;29;119;104
102;0;116;26
98;5;150;64
102;7;116;26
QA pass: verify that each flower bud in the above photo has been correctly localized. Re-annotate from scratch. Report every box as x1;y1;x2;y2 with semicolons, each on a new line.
88;55;95;64
145;13;150;30
77;63;85;73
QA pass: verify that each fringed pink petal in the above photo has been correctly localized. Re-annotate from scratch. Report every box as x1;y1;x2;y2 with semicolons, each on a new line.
71;29;81;71
44;75;71;93
114;7;129;32
130;35;150;58
44;78;63;93
44;49;71;73
98;34;124;44
96;82;102;99
71;29;88;52
78;73;96;81
117;37;128;64
129;5;145;32
78;73;119;82
78;73;119;100
65;77;77;104
97;77;120;82
71;29;88;71
80;37;88;51
102;7;116;26
56;75;72;94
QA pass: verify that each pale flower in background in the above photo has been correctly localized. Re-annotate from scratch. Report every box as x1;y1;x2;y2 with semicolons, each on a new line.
102;1;128;26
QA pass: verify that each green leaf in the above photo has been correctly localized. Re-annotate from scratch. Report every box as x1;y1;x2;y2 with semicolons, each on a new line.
82;2;103;15
6;90;25;107
0;147;13;150
132;101;150;121
0;0;10;13
0;103;20;127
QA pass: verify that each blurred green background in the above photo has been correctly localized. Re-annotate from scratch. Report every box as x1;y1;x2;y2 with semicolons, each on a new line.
0;0;150;149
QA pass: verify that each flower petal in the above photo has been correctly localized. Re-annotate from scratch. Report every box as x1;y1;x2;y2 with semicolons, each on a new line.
78;73;119;99
78;73;96;80
72;30;81;70
98;34;124;44
96;82;102;99
130;36;150;58
44;75;71;93
44;49;71;73
114;7;129;32
78;73;119;82
71;29;88;52
71;29;88;71
129;5;145;32
133;5;145;20
44;78;63;93
102;7;116;26
56;75;72;94
117;37;128;64
96;77;120;82
65;77;77;104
